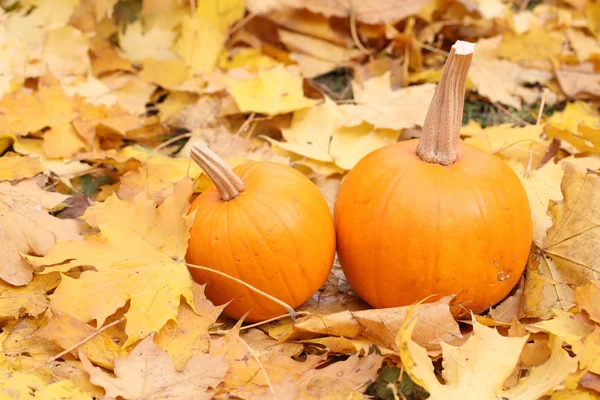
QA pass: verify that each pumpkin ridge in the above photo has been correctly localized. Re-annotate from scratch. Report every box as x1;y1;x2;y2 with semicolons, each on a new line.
250;190;312;306
372;159;412;307
230;201;285;316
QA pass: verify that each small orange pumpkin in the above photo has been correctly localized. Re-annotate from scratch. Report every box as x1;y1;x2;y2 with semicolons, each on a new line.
186;144;336;322
333;41;532;315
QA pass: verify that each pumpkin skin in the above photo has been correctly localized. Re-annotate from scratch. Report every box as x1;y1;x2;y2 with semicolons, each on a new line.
186;161;336;322
334;139;532;315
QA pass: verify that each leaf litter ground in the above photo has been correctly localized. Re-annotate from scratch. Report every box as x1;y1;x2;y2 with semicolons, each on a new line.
2;0;600;399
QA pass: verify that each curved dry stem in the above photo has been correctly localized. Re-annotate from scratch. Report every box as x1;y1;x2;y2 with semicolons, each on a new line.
190;143;244;201
416;40;475;166
25;316;126;374
185;262;297;321
240;311;310;331
214;330;277;398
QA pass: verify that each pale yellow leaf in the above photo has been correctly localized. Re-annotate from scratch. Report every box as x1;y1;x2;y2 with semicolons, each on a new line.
80;335;227;400
0;179;81;286
0;155;43;181
226;65;319;115
118;20;178;62
338;72;436;130
0;272;60;318
43;26;90;78
26;178;196;346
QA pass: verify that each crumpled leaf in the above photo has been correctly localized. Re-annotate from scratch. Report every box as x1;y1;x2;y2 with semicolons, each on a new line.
294;296;461;352
0;178;81;286
26;177;196;346
80;334;227;400
399;313;577;399
226;65;319;115
338;72;436;130
523;163;600;318
0;272;60;319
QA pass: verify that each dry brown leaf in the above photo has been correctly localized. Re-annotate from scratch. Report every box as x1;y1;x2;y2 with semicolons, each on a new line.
80;335;227;400
575;282;600;324
489;278;524;323
556;62;600;98
294;296;461;352
0;178;81;286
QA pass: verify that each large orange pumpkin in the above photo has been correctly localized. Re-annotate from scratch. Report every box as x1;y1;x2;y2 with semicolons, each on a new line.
186;144;336;322
333;41;532;315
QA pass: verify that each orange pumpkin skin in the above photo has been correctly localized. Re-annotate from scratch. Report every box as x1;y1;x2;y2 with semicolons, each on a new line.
186;161;336;322
334;139;532;315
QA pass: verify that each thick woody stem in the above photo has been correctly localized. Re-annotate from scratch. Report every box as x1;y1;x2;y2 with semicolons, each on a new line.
190;143;244;201
416;40;475;166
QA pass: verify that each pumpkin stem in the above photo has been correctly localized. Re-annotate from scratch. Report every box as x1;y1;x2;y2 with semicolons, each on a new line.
416;40;475;166
190;143;244;201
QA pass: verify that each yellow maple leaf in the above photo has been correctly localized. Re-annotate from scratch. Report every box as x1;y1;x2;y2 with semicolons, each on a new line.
0;366;91;400
0;179;81;286
546;102;600;154
263;97;402;170
42;26;90;78
497;24;564;70
177;0;245;73
26;178;197;346
462;123;549;166
510;156;600;246
116;145;202;204
218;47;279;72
0;154;44;181
118;20;178;62
36;312;127;370
469;36;552;109
522;163;600;318
0;272;60;319
528;308;594;345
154;283;225;371
80;335;227;399
398;312;578;399
226;65;319;115
338;72;436;130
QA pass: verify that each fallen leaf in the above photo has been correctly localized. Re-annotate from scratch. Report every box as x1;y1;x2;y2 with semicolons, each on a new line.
489;278;524;323
154;283;225;371
469;36;552;109
278;29;361;64
0;272;60;319
527;309;594;346
26;178;196;346
177;0;245;73
510;156;600;245
0;155;44;181
295;296;461;352
0;178;81;285
497;25;564;70
80;335;227;400
567;29;600;61
3;316;63;363
276;0;434;24
462;123;549;167
555;62;600;98
226;65;319;115
399;312;577;399
337;72;436;130
43;26;90;78
36;312;127;370
118;20;178;62
523;163;600;318
575;282;600;323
